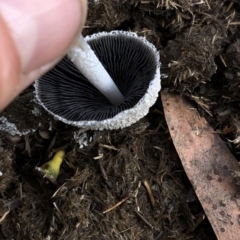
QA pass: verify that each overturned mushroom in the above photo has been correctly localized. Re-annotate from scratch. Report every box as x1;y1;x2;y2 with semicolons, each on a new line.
35;31;161;130
34;150;65;185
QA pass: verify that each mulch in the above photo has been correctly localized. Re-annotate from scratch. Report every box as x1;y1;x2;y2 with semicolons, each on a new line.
0;0;240;239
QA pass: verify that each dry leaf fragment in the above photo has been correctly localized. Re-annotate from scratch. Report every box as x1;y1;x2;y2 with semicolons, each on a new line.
161;92;240;240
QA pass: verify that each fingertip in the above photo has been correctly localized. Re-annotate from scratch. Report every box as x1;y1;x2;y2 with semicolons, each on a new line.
0;0;88;73
0;0;87;110
0;14;21;111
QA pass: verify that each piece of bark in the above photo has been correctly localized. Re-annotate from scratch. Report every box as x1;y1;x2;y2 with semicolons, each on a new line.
161;92;240;240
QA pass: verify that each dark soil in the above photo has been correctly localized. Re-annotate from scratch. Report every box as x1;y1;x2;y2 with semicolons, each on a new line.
1;0;240;239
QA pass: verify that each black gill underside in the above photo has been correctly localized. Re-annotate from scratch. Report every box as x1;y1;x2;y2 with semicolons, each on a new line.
37;34;158;121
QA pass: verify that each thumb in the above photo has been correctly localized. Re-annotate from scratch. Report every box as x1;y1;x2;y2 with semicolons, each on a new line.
0;0;87;111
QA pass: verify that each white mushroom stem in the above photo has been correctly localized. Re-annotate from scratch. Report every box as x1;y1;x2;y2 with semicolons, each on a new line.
68;35;125;105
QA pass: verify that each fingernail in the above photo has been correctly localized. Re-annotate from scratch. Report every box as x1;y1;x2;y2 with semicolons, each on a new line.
0;0;85;73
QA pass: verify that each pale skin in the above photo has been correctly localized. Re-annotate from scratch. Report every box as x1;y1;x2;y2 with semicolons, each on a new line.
0;0;87;111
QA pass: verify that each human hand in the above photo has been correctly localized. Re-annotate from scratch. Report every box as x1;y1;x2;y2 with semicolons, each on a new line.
0;0;87;111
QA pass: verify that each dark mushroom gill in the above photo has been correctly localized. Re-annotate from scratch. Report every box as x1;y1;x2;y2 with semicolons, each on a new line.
36;34;158;121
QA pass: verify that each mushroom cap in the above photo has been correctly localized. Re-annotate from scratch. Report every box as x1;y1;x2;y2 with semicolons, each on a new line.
34;31;161;130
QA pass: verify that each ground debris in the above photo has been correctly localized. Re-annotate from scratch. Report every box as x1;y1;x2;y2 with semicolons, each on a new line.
2;0;240;239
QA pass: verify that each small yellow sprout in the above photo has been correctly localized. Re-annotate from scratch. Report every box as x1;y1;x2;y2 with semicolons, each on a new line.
35;150;65;184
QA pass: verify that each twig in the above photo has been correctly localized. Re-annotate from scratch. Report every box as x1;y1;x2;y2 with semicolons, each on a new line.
153;146;164;151
203;0;211;10
134;181;142;212
46;133;57;156
229;22;240;26
119;226;134;234
225;2;234;13
135;210;153;229
0;210;10;223
51;182;67;198
53;202;62;215
185;212;205;234
24;135;31;157
103;195;130;214
45;210;55;240
99;144;118;151
93;147;104;160
219;54;227;67
99;158;112;189
93;154;103;160
0;199;21;223
95;148;112;189
143;179;155;207
194;213;205;229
